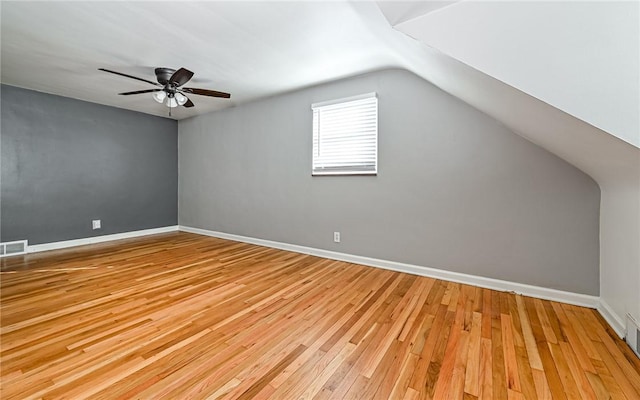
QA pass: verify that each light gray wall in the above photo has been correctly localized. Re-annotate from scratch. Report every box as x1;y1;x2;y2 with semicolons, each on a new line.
178;69;600;295
1;85;178;245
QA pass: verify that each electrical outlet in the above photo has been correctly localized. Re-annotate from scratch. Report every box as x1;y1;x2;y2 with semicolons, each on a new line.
334;232;340;243
92;220;101;230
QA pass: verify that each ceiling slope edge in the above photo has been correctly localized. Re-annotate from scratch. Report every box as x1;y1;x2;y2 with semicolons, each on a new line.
369;3;639;187
387;1;640;150
375;1;462;25
402;42;639;187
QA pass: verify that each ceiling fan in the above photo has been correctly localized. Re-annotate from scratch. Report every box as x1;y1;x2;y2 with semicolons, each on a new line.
99;67;230;114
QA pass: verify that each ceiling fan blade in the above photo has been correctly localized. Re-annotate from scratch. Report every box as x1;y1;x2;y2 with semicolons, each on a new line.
169;68;194;87
183;87;231;98
99;68;160;86
183;98;195;108
118;89;163;95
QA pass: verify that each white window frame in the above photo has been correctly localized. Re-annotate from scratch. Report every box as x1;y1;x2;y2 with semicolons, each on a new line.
311;92;378;176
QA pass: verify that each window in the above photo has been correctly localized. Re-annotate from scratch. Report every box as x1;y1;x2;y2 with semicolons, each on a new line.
312;92;378;175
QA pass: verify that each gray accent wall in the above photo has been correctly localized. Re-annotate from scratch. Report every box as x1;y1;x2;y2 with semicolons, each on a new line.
178;69;600;295
1;85;178;245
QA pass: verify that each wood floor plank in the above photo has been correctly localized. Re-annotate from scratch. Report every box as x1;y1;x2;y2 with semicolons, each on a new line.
478;337;493;400
501;314;522;393
1;232;638;399
431;302;465;399
491;290;509;400
515;296;543;371
524;296;568;400
464;311;482;397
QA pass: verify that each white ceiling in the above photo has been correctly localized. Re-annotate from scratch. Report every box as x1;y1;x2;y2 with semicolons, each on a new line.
1;1;417;120
2;0;637;147
375;1;460;25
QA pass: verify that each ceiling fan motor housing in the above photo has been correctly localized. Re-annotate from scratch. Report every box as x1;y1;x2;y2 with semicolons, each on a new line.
155;67;177;85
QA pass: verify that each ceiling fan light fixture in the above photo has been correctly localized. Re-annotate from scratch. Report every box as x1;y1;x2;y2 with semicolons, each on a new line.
165;96;178;108
175;92;188;106
153;91;166;103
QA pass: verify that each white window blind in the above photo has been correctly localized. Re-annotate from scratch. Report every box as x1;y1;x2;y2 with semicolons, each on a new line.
312;92;378;175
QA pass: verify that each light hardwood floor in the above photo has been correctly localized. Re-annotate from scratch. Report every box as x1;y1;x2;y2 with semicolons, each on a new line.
1;232;639;399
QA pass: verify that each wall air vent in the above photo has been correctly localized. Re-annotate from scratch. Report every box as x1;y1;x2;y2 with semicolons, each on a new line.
627;314;640;357
0;240;28;257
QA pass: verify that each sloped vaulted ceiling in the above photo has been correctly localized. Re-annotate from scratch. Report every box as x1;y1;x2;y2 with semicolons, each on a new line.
393;0;640;148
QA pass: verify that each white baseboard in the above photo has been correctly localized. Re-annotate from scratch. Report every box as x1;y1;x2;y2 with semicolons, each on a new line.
597;300;626;338
179;225;599;309
28;226;179;253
